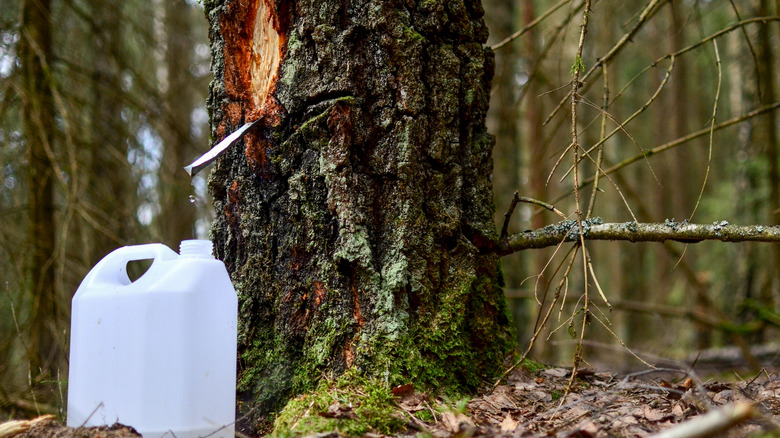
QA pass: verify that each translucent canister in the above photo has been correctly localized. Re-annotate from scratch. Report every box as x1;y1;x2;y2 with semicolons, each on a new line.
67;240;237;438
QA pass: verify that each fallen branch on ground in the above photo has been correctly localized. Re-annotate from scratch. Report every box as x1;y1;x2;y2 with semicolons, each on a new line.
649;402;757;438
0;415;54;438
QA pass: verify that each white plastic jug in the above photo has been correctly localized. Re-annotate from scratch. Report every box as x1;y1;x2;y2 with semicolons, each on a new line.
67;240;237;438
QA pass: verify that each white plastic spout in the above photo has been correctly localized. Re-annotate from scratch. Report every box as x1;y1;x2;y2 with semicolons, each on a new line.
179;239;214;258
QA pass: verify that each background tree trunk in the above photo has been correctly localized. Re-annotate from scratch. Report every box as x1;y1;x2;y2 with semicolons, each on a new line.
204;0;514;429
484;0;530;347
85;2;138;263
157;0;199;248
20;0;59;379
756;0;779;325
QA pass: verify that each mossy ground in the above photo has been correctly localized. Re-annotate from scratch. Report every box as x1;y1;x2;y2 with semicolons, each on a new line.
271;369;406;437
270;357;551;437
517;357;547;374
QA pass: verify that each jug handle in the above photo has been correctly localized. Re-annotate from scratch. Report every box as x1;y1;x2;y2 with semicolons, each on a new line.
79;243;179;289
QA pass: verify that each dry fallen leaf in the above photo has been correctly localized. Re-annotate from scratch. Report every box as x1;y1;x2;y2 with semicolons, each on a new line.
432;366;779;438
439;411;474;433
398;392;429;412
543;368;570;378
500;413;519;431
564;428;594;438
642;405;669;422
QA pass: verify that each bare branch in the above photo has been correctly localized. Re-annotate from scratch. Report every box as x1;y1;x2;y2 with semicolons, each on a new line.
689;40;721;221
543;0;667;126
565;0;593;404
519;195;567;219
501;193;566;241
553;101;780;199
727;1;762;100
498;220;780;254
491;0;577;50
500;192;521;240
586;63;609;218
542;14;779;127
561;55;675;182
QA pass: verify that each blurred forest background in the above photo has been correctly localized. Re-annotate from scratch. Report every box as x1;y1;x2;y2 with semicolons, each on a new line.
1;0;778;419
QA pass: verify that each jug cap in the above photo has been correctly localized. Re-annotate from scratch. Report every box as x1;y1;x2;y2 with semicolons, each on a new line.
180;239;215;258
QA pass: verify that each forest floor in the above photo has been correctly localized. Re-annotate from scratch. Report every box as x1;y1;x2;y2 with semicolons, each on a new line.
416;364;780;438
2;362;778;438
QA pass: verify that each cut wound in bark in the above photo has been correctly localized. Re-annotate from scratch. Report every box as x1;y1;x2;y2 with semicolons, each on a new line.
219;0;285;121
250;0;283;109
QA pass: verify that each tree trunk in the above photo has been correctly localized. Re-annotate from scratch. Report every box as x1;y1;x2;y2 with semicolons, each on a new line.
158;0;199;248
204;0;514;429
20;0;59;378
484;0;528;342
520;0;551;360
86;2;138;262
757;0;779;319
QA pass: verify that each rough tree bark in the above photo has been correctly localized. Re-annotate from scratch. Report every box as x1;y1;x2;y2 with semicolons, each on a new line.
203;0;514;429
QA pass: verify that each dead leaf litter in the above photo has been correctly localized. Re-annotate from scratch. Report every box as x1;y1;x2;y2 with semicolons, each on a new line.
2;367;778;437
438;367;779;438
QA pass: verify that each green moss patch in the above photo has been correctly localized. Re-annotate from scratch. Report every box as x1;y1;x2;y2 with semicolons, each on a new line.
519;358;547;374
272;369;407;437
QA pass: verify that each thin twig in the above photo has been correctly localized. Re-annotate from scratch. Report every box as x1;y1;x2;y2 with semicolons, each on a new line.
543;0;666;126
494;247;580;390
557;102;780;199
589;310;654;368
727;0;762;100
517;196;567;220
547;295;581;339
491;0;575;50
531;238;577;309
561;55;676;183
502;193;568;240
563;133;640;223
560;0;593;410
608;15;780;118
543;13;778;129
688;40;721;221
560;96;647;181
586;63;609;218
500;192;521;240
512;3;582;113
586;249;609;310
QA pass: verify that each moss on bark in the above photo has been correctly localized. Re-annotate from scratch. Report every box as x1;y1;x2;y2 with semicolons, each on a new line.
204;0;515;432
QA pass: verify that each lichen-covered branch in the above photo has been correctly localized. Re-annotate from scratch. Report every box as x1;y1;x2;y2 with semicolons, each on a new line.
498;218;780;254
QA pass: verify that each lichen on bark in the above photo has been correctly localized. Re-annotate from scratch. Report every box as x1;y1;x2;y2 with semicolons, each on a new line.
204;0;514;431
